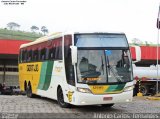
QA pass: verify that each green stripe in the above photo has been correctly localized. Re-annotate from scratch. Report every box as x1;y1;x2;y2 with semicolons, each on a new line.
38;61;54;90
105;84;125;92
42;61;54;90
38;62;47;89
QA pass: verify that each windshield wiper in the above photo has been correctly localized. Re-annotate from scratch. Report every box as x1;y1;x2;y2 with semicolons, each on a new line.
106;56;110;75
99;56;104;75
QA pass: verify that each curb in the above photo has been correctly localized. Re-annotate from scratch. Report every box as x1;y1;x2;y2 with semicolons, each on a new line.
146;96;160;100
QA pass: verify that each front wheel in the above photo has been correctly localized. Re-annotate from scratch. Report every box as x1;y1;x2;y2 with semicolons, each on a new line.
101;104;114;108
57;87;70;108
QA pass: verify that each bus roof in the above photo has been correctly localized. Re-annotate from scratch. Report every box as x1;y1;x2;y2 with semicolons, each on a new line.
20;31;125;49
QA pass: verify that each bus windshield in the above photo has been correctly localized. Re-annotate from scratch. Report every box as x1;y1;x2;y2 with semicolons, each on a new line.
76;49;132;84
75;34;128;48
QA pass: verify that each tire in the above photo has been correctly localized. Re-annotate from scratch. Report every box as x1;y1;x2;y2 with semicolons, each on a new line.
57;87;70;108
140;85;149;96
101;104;114;107
26;84;34;98
24;82;27;92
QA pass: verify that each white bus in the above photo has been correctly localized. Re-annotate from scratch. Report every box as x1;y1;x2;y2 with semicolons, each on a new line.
19;32;134;107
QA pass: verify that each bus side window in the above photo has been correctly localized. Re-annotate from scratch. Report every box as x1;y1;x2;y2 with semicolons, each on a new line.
51;38;62;60
33;49;38;61
45;48;49;60
64;35;75;86
58;40;62;60
49;47;55;60
24;50;27;62
40;48;46;60
22;50;26;62
19;49;22;63
21;50;23;63
55;42;59;60
27;50;32;62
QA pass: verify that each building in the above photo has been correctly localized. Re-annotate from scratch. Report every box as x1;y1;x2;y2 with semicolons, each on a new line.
0;39;30;86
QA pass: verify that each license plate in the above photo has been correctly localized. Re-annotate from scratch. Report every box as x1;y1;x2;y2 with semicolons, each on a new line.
103;97;112;101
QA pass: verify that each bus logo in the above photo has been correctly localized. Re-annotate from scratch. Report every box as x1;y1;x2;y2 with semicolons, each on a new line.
55;66;63;72
26;64;39;72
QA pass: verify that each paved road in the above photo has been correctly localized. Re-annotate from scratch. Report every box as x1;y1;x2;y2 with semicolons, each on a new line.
0;95;159;118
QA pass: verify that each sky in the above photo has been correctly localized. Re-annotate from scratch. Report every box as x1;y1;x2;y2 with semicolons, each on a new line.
0;0;160;43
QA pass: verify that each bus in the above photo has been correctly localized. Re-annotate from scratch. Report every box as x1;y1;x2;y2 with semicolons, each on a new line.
19;32;134;108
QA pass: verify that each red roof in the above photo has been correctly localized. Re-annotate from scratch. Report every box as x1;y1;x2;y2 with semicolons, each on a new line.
0;39;31;55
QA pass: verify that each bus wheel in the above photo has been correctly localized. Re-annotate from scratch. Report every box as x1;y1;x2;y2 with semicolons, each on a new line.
24;81;27;95
101;104;114;108
57;87;70;108
26;84;33;98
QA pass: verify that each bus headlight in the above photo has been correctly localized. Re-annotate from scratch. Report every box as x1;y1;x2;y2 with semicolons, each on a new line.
123;85;134;92
77;87;91;93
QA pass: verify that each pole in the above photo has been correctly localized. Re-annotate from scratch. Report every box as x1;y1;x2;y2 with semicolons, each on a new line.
157;27;159;95
156;5;160;95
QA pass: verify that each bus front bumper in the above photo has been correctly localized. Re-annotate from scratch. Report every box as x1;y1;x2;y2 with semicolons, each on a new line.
70;90;133;106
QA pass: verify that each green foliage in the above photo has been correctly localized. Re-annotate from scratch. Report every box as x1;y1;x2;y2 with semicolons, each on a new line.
41;26;48;35
7;22;20;30
31;26;39;32
0;28;43;41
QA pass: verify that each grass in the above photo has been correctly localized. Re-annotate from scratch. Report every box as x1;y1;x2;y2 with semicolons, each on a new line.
0;28;43;41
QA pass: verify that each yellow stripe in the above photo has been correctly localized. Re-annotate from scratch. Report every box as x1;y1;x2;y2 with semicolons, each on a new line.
89;85;109;94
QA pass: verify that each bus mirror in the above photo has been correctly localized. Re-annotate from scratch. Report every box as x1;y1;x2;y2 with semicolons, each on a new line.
70;46;77;64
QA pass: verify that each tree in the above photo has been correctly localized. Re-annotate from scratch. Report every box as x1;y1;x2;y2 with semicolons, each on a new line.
41;26;48;35
7;22;20;30
30;26;39;32
145;41;149;46
131;38;143;45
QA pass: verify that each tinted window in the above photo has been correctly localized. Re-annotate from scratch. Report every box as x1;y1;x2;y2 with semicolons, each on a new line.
40;48;46;60
27;50;32;62
48;38;62;60
22;50;27;62
64;35;75;86
20;37;63;62
75;34;128;48
56;40;62;60
33;49;38;61
49;46;56;59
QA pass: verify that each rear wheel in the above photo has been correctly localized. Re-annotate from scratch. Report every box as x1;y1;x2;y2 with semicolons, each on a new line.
57;87;70;108
26;84;34;98
24;81;27;95
101;104;114;108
